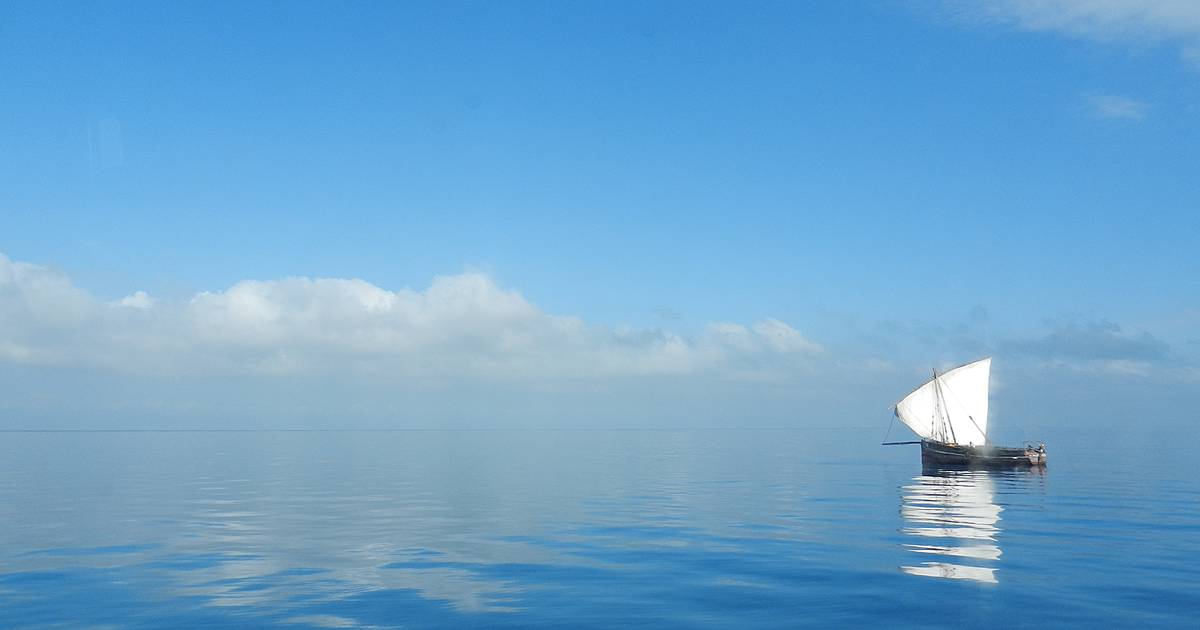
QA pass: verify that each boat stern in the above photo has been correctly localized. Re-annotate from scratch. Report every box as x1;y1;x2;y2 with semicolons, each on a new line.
1024;442;1047;466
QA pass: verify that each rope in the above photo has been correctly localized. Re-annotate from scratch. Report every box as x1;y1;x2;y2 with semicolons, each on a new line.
881;410;897;445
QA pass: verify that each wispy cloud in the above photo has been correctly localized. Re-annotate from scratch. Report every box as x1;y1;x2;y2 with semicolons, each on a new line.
942;0;1200;68
1183;44;1200;69
1002;317;1170;376
1087;93;1149;120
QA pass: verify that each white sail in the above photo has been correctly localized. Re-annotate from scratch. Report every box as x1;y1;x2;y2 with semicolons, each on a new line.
895;358;991;446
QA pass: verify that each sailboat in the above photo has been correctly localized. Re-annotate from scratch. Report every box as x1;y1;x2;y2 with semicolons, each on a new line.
886;358;1046;468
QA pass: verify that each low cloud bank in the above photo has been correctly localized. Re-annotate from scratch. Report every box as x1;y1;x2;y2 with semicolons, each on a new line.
3;252;1194;428
0;253;823;381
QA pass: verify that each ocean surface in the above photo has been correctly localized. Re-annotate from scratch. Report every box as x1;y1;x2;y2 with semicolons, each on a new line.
0;427;1196;628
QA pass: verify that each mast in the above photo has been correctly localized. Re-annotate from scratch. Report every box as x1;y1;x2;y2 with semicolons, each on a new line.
933;369;957;445
930;369;942;442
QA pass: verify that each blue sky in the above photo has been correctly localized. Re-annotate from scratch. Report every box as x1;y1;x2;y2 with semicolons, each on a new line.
1;1;1198;430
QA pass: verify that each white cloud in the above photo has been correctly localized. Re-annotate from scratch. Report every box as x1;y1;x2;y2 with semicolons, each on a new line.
115;290;156;309
0;252;822;381
1087;93;1149;119
754;318;825;354
0;253;97;364
945;0;1200;67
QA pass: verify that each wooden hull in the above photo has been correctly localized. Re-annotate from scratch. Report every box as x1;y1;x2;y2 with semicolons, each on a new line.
921;440;1046;469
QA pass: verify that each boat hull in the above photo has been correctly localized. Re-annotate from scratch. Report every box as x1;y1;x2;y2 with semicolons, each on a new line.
921;440;1046;468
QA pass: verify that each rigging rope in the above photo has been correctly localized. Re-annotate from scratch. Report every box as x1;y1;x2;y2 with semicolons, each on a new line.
881;408;898;445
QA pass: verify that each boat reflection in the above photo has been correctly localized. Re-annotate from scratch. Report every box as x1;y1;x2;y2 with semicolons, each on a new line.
899;469;1006;583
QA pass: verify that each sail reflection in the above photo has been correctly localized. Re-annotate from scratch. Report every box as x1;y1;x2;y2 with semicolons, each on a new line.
899;470;1002;583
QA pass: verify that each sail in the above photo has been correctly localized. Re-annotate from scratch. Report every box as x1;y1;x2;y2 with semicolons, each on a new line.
895;358;991;446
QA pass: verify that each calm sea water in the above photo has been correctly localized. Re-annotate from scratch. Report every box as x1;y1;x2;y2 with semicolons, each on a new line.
0;427;1196;628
